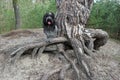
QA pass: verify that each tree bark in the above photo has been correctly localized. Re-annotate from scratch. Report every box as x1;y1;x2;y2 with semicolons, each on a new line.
12;0;21;29
55;0;94;80
55;0;93;37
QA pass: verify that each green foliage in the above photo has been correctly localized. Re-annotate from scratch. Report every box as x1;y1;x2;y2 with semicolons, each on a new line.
0;0;56;33
87;0;120;39
20;0;56;29
0;0;14;33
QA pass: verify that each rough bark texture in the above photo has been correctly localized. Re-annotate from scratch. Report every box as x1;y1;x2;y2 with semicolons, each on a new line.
55;0;94;79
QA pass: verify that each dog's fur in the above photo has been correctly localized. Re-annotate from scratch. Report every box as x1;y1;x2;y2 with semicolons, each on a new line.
43;12;57;38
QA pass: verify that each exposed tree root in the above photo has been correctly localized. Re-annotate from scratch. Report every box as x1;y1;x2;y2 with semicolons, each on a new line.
37;46;46;58
70;38;92;80
56;42;92;80
10;37;67;63
7;28;108;80
8;33;97;79
31;47;39;58
60;50;80;80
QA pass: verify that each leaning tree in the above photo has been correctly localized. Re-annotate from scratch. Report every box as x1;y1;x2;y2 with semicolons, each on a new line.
2;0;109;80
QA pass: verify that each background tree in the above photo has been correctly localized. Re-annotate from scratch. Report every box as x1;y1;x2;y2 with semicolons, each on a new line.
12;0;21;29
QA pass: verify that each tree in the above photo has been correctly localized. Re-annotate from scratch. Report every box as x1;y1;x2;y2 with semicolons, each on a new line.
12;0;21;29
2;0;109;80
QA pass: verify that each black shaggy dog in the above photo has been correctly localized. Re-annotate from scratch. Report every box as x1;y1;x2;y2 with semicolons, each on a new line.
43;12;57;38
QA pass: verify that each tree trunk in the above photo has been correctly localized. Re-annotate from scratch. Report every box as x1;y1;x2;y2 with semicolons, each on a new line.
12;0;21;29
56;0;93;37
55;0;94;79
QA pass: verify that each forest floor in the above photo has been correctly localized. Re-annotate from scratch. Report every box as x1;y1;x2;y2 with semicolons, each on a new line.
0;29;120;80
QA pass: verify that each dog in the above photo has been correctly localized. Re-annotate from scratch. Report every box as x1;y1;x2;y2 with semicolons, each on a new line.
43;12;57;38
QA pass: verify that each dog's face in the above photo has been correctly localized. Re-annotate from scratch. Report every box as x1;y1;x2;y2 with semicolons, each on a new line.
43;12;57;38
43;12;55;26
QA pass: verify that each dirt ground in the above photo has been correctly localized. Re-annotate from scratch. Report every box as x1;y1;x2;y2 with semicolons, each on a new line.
0;29;120;80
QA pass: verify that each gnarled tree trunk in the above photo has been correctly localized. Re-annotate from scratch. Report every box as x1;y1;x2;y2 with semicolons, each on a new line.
55;0;94;80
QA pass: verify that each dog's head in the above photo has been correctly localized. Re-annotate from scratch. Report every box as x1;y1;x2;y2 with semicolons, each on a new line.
43;12;55;26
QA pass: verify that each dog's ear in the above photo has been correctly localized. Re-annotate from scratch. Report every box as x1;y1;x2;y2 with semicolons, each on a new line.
51;12;55;19
43;15;46;25
43;13;48;26
49;12;55;19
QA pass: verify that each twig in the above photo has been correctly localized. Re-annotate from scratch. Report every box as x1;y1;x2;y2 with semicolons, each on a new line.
59;64;70;80
41;67;62;80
